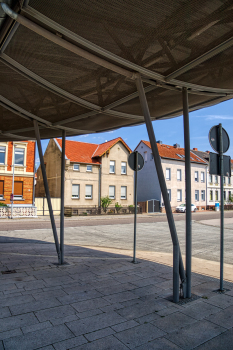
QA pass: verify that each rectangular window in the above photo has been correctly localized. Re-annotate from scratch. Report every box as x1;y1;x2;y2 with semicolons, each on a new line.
14;148;24;166
109;185;115;199
85;185;92;199
229;191;231;201
201;172;205;183
150;153;153;160
144;152;147;162
228;177;231;185
72;184;80;198
121;162;127;175
195;171;199;182
14;181;23;199
209;175;213;183
166;168;171;180
177;189;182;202
201;190;205;201
177;169;181;181
210;190;213;201
223;177;226;184
224;191;226;200
86;165;92;172
73;164;80;171
215;190;218;201
167;189;171;201
0;146;6;164
121;186;127;199
195;190;199;201
215;176;218;184
0;180;4;199
109;161;115;173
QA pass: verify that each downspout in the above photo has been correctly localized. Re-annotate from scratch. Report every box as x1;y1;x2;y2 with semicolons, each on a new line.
98;164;102;209
32;141;36;207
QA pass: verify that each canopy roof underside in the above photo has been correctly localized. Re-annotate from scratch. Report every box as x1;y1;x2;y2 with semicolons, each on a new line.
0;0;233;141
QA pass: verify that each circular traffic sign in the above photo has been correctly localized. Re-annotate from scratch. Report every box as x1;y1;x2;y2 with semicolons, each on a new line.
209;125;230;154
128;152;144;171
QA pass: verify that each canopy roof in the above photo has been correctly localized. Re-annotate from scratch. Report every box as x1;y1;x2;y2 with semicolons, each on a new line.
0;0;233;141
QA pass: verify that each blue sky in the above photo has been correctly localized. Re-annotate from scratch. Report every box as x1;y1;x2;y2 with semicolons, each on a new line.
36;98;233;168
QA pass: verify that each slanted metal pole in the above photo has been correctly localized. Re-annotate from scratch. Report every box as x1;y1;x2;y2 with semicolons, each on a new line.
219;123;224;291
183;87;192;298
136;74;185;302
11;143;15;219
132;151;138;263
34;120;60;262
60;130;66;265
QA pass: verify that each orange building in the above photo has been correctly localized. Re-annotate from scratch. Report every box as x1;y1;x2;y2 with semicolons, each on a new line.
0;141;36;210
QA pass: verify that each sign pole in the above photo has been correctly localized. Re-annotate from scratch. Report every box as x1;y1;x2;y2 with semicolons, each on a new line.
132;151;138;263
219;123;224;291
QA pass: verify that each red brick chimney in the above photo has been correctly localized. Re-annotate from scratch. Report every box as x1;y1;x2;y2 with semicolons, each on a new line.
193;148;198;151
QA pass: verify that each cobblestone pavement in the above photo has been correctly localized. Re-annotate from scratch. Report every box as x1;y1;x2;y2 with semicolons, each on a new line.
0;219;233;349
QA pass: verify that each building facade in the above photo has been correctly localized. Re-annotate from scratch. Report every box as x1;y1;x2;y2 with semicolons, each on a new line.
35;137;134;209
0;141;36;206
135;141;208;211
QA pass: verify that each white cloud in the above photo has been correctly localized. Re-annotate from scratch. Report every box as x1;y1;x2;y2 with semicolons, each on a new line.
204;115;233;121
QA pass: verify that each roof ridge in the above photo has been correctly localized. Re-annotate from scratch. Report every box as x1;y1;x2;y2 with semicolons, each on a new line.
92;144;100;158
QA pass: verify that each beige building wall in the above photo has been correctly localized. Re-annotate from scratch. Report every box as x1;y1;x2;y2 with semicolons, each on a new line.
101;142;134;206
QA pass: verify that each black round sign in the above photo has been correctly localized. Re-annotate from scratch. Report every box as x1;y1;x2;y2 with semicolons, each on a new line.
209;125;230;154
128;152;144;171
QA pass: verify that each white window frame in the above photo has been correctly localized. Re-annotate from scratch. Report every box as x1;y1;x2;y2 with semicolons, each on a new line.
201;172;205;183
209;174;213;183
121;186;127;199
201;190;205;201
223;177;226;184
177;189;182;202
215;176;218;184
72;184;80;199
150;153;153;160
109;185;115;199
73;164;80;171
121;162;127;175
195;190;199;201
109;161;115;174
210;190;213;201
167;189;171;201
177;169;182;181
0;146;6;164
85;185;93;199
215;190;218;201
14;147;25;166
166;168;171;180
194;171;199;182
228;177;231;185
86;165;92;172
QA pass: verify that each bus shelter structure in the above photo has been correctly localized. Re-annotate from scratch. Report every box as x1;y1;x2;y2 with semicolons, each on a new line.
0;0;233;302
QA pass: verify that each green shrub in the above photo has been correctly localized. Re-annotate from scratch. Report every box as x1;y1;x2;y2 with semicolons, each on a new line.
0;202;7;207
101;196;112;213
115;202;122;213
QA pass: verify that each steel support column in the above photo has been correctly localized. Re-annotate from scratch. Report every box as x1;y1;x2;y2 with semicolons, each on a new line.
183;87;192;298
60;130;66;264
34;120;60;262
136;74;185;302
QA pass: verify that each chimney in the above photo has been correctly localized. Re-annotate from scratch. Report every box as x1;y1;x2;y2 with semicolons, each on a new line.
173;143;180;148
206;151;210;154
157;140;162;145
193;147;198;151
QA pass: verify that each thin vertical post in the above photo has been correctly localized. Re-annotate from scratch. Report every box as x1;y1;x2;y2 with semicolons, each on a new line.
11;143;15;219
132;151;138;263
219;123;224;291
183;87;192;298
136;74;185;302
34;120;60;261
60;130;66;265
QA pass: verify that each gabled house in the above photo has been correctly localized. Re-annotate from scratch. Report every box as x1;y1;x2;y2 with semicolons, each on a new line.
135;140;208;211
35;137;134;210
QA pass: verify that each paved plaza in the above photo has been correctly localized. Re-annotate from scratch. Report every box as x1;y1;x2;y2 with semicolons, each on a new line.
0;217;233;349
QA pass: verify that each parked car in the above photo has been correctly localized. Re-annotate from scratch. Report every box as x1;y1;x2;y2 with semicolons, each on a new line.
176;204;197;213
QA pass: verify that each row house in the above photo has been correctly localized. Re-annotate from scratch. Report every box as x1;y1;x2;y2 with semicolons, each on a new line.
135;140;208;211
0;141;36;212
35;137;134;211
192;149;233;207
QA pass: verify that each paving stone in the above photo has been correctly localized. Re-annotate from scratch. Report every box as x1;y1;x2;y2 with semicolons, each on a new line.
0;283;17;292
0;328;23;340
180;300;221;320
204;294;233;309
22;321;52;334
37;346;54;350
50;314;79;326
205;305;233;329
194;328;233;350
111;320;138;332
72;298;109;312
57;290;102;305
35;305;77;322
77;308;103;319
66;311;126;336
16;280;46;291
0;313;38;332
165;320;226;350
103;291;138;303
32;289;67;300
151;312;196;333
53;335;87;350
135;337;182;349
96;283;136;296
134;313;161;324
0;295;34;308
70;335;129;350
116;299;165;320
157;305;182;317
10;298;61;316
85;327;115;341
0;341;3;350
0;307;11;319
132;285;163;297
43;276;75;286
3;324;74;350
115;323;166;349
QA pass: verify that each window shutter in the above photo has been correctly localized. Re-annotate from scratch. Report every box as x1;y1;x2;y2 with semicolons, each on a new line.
109;186;115;198
121;186;126;198
0;180;3;195
14;181;23;195
85;185;92;197
72;184;79;197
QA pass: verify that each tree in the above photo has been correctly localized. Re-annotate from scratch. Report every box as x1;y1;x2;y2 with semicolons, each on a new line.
101;196;112;213
115;202;122;213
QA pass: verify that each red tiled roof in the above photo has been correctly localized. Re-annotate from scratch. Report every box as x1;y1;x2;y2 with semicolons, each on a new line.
92;137;131;157
55;137;131;164
140;141;207;164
